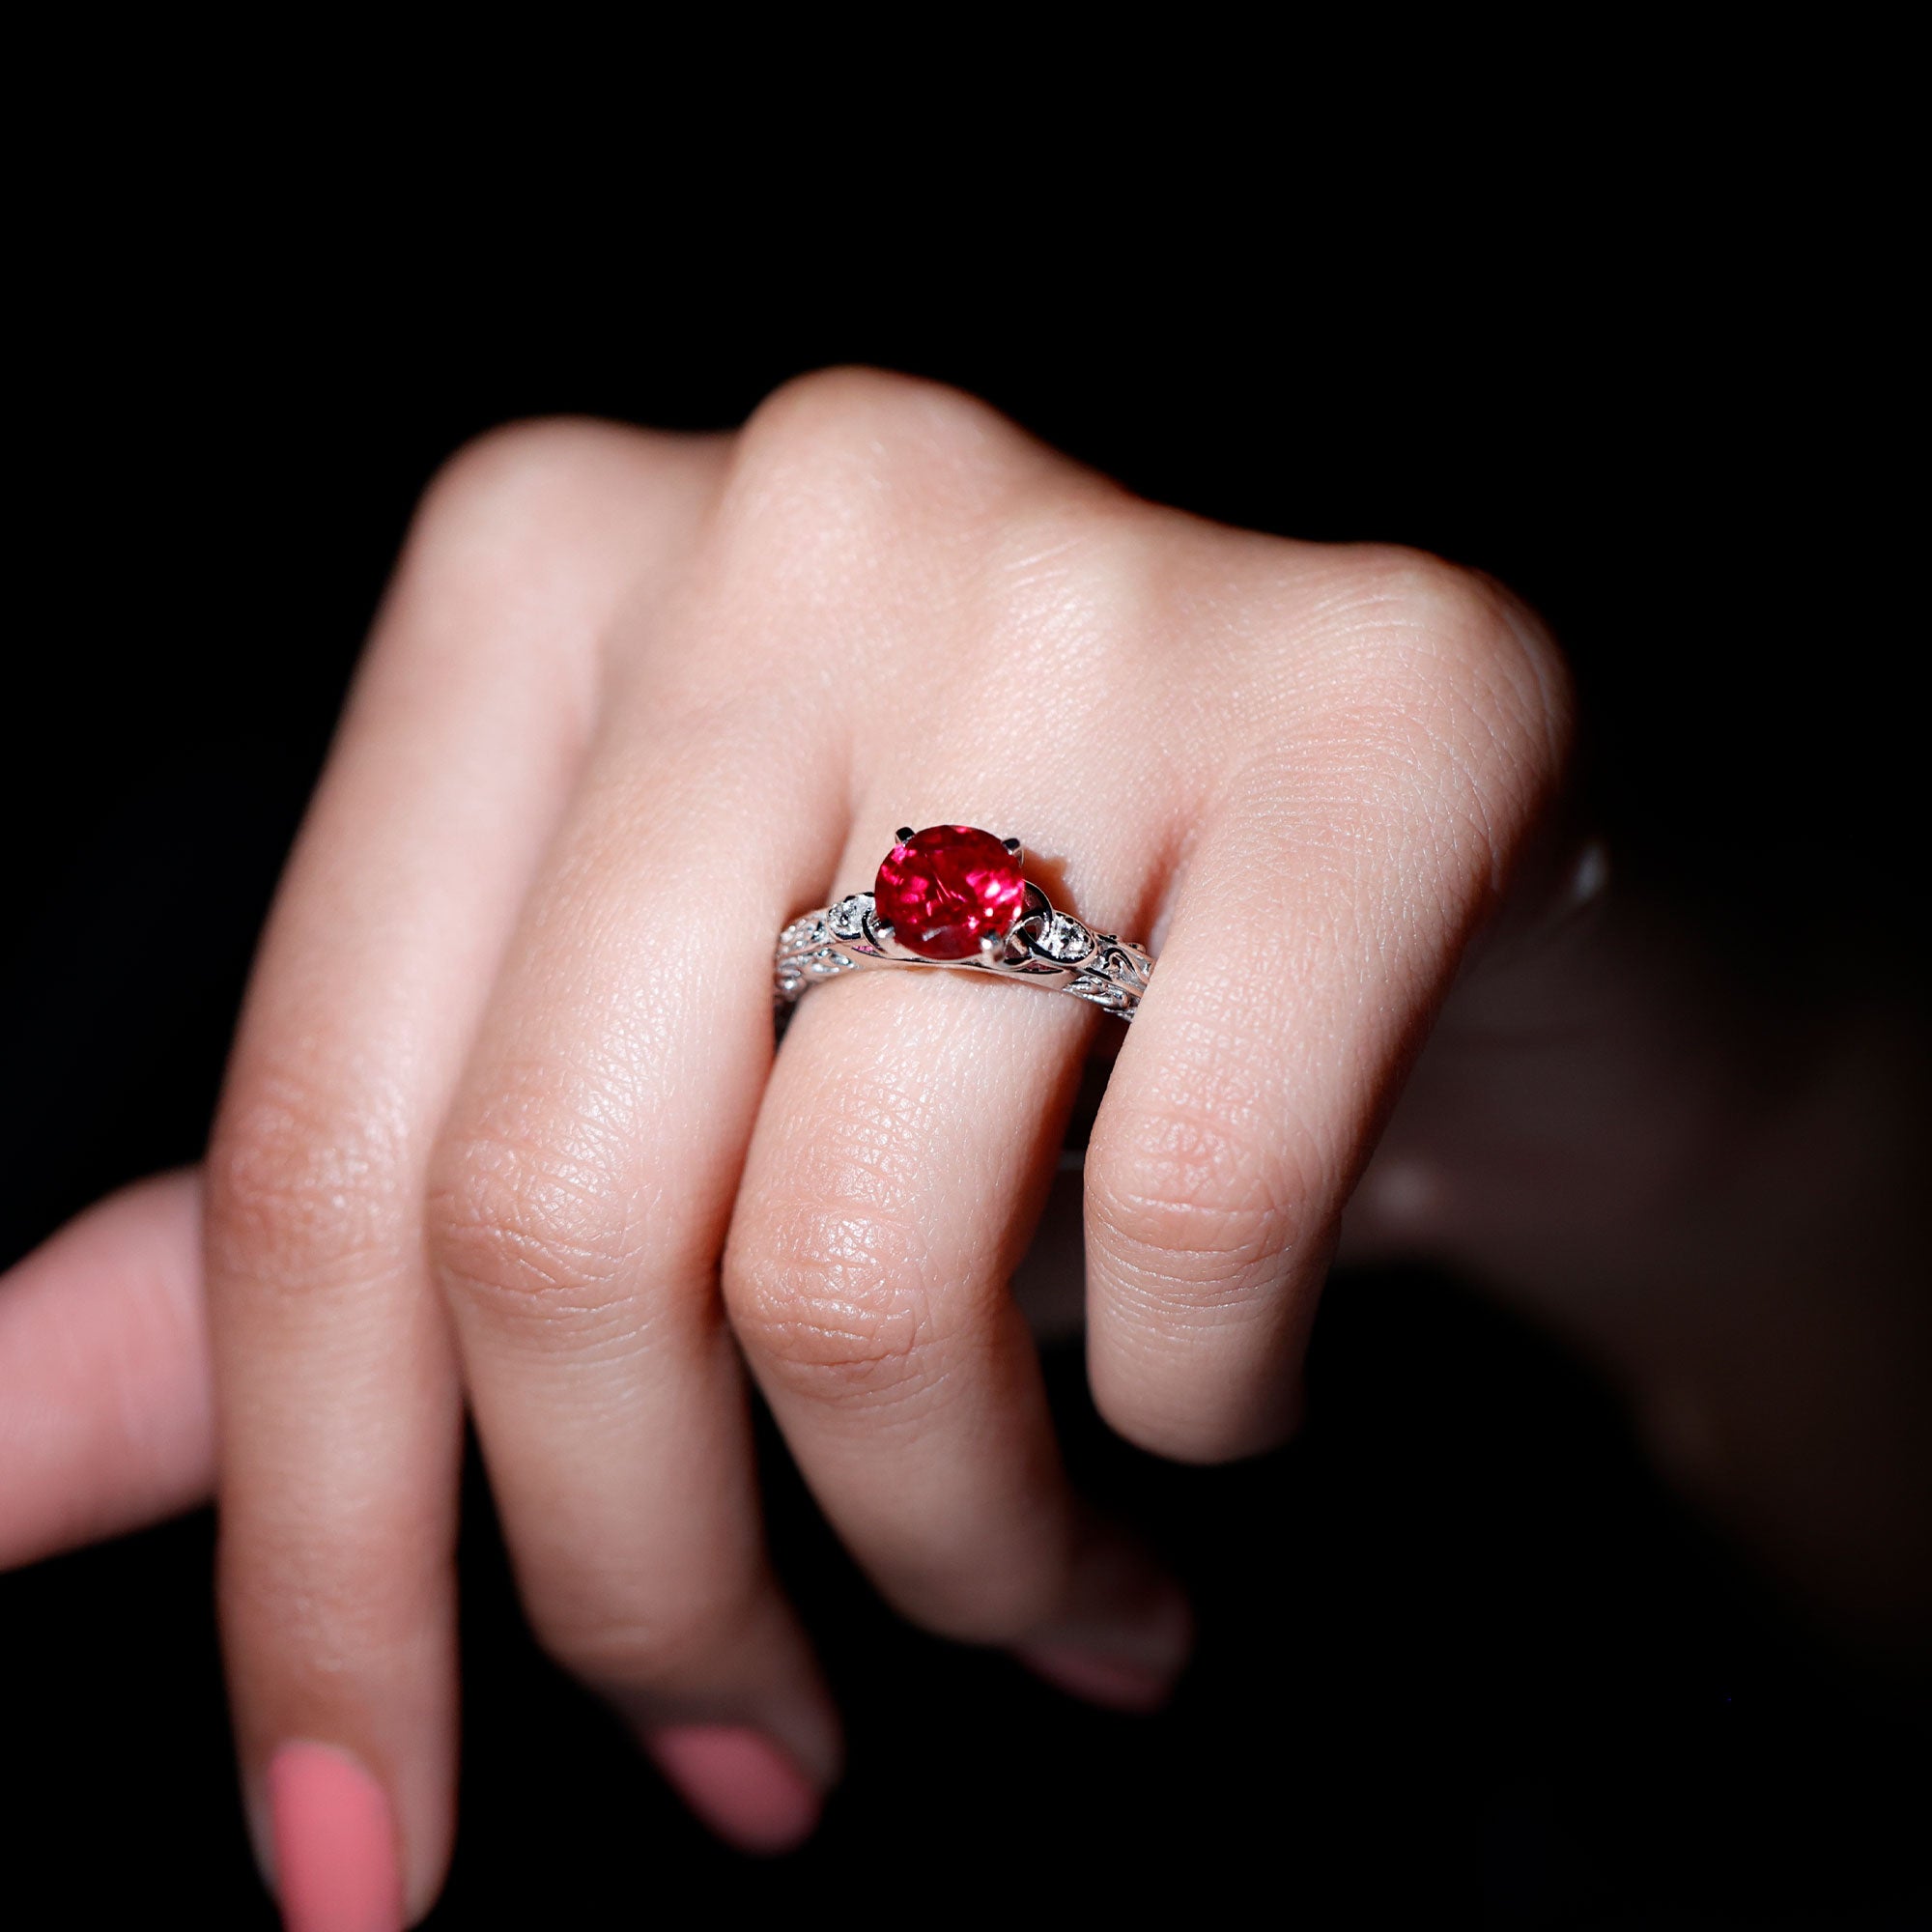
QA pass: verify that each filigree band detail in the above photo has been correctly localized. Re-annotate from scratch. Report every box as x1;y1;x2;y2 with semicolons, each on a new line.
775;884;1152;1023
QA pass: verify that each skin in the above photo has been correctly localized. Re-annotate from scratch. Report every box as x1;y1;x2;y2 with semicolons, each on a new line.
2;371;1925;1919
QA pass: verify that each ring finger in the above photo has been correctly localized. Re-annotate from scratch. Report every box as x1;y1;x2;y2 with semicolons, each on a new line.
725;804;1190;1703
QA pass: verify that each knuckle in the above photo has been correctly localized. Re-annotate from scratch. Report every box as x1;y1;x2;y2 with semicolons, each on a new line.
425;1109;639;1325
723;368;1037;558
413;415;651;547
1087;1101;1309;1317
739;365;1012;471
205;1065;405;1295
724;1199;946;1408
529;1573;766;1690
1353;543;1507;640
393;416;701;665
1322;546;1574;770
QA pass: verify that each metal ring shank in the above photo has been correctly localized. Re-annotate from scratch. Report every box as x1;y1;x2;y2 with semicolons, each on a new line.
775;884;1152;1022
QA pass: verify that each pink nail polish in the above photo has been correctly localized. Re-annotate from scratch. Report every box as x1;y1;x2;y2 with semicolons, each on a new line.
647;1725;822;1855
1014;1641;1179;1712
267;1742;404;1932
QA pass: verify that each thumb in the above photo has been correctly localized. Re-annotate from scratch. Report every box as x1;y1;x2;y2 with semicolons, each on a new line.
0;1169;213;1570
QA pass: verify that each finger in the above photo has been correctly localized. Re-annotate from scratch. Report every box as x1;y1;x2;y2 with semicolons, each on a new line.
426;701;845;1845
729;937;1191;1704
0;1170;212;1570
1084;561;1573;1460
205;422;713;1917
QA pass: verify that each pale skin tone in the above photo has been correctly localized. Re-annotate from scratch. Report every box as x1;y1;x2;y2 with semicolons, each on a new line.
1;371;1925;1918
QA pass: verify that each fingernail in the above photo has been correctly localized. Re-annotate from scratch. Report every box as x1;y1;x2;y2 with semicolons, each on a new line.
266;1742;404;1932
1015;1577;1194;1714
1015;1642;1178;1711
646;1725;823;1855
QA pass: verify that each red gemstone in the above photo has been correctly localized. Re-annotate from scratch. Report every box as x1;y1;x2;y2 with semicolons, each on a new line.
873;825;1026;960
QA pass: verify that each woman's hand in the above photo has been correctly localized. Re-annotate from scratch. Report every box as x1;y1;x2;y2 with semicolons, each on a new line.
7;369;1580;1918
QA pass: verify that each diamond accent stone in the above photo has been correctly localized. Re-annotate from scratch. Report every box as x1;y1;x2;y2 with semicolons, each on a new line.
779;918;828;954
804;948;855;977
829;895;871;939
1033;913;1094;963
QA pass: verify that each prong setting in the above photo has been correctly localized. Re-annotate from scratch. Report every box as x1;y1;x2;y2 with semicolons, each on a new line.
779;822;1151;1021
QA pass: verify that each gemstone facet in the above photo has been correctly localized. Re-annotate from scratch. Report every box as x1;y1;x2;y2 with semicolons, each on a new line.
873;825;1027;961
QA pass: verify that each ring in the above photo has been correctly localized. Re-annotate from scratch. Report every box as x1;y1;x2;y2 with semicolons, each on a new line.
775;824;1154;1023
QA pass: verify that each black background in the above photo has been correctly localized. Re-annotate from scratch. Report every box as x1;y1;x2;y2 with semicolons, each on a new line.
3;180;1924;1927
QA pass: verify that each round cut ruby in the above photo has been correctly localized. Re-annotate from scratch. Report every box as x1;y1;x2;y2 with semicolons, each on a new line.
874;825;1026;960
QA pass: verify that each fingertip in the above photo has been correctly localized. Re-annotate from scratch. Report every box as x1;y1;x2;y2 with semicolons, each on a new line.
645;1725;824;1856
